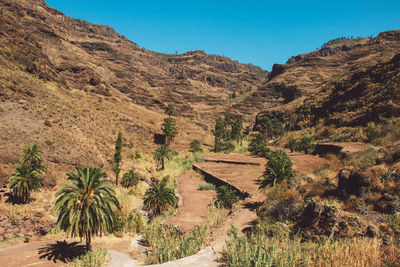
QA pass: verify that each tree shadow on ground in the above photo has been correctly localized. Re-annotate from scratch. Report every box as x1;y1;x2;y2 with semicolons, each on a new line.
242;201;263;211
4;192;35;204
38;240;86;263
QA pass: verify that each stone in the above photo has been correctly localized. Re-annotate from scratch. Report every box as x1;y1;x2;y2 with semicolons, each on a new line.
300;202;322;227
366;225;379;237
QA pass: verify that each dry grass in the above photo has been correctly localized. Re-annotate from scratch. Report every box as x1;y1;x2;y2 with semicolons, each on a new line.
223;227;394;267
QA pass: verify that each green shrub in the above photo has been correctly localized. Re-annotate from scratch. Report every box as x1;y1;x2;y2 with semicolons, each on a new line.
352;149;379;169
387;214;400;232
199;183;217;191
259;150;294;190
248;133;270;157
121;169;140;188
189;139;203;153
365;122;381;145
215;185;239;210
68;248;109;267
285;137;299;153
298;136;316;154
114;212;146;235
144;221;209;264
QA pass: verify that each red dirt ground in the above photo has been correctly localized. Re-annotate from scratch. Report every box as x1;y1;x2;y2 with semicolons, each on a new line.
164;170;216;232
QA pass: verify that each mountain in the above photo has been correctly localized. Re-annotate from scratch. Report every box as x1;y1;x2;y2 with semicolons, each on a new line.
0;0;266;178
1;0;400;184
252;31;400;128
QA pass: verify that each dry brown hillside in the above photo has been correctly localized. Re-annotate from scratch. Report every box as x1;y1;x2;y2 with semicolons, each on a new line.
0;0;266;181
246;31;400;127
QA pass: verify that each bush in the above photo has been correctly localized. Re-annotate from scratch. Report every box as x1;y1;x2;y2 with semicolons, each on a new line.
222;227;386;267
189;139;203;153
144;221;209;264
199;183;217;191
259;150;294;190
365;122;380;145
113;212;146;236
285;137;299;153
215;185;239;210
121;169;140;188
298;136;316;154
387;214;400;232
68;248;109;267
248;133;270;157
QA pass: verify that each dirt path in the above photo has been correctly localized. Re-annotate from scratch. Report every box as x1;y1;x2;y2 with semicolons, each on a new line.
164;170;215;232
0;151;330;267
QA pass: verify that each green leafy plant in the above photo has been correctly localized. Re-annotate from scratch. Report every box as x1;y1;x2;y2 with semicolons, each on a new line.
285;137;299;153
189;139;203;153
153;144;173;170
259;150;294;190
215;185;239;210
114;132;123;185
68;248;109;267
199;183;217;191
298;136;316;154
20;144;47;174
121;169;140;188
54;166;120;251
143;176;176;216
162;118;178;146
248;133;270;157
165;103;177;117
8;164;42;203
365;122;381;145
380;167;396;183
144;221;209;264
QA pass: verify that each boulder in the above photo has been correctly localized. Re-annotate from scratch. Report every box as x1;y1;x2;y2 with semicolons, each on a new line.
338;168;373;197
375;194;400;214
300;202;322;227
366;225;379;238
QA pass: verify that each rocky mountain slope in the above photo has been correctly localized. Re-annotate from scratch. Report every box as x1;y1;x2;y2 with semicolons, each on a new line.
253;31;400;127
1;0;400;184
0;0;266;181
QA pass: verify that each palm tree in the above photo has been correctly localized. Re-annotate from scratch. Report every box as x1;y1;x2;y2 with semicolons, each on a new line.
121;169;140;188
299;136;316;154
259;150;294;191
285;137;298;153
20;144;47;174
8;164;42;203
153;144;172;170
54;166;120;251
216;185;239;210
143;176;176;216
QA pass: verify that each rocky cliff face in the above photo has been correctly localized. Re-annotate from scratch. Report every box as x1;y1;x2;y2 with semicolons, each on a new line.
0;0;266;175
1;0;400;182
253;31;400;128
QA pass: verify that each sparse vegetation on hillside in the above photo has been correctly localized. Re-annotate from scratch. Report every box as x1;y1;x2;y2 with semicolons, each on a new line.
189;139;203;153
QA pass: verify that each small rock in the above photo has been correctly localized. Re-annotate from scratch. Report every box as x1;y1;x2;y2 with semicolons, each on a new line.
366;225;379;238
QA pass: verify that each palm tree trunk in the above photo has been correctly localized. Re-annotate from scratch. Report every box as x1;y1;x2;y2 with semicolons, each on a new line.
86;233;91;251
162;158;165;170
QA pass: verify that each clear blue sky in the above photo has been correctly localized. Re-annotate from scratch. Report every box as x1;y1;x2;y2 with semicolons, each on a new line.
46;0;400;70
